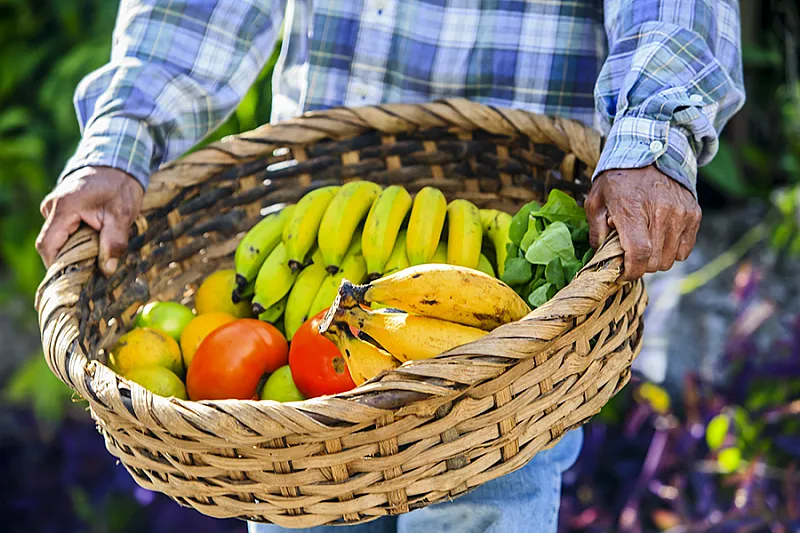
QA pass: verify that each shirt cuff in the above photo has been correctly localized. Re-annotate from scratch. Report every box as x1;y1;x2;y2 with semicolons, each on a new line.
592;116;699;199
59;115;155;189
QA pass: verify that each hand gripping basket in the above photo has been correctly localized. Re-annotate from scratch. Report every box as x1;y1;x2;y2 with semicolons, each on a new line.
36;99;646;528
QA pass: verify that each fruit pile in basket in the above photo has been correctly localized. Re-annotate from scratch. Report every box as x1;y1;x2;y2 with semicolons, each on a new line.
110;183;595;401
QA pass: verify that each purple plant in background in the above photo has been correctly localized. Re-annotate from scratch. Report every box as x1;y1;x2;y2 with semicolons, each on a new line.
560;264;800;533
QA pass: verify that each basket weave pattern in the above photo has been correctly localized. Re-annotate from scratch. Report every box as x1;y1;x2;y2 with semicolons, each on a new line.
36;99;646;528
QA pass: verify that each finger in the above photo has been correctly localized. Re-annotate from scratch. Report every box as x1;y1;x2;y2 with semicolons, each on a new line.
616;217;653;281
36;210;81;267
588;207;612;249
658;221;682;271
677;210;701;261
40;195;54;218
98;213;131;276
646;208;667;273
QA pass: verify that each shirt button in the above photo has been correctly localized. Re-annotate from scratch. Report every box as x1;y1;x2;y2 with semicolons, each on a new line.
689;94;703;104
649;140;664;153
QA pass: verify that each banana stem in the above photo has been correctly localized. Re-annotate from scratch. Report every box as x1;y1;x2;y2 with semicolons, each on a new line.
678;222;769;295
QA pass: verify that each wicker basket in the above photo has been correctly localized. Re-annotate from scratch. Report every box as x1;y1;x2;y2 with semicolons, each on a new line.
36;98;646;528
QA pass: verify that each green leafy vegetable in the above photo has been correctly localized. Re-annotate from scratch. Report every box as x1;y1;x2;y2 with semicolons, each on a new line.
525;221;576;265
528;282;555;308
545;257;566;289
501;257;533;286
533;189;587;226
509;201;540;245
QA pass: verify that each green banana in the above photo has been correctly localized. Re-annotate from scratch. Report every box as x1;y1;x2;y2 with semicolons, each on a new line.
406;187;447;265
430;240;448;263
284;257;328;340
362;185;412;278
308;231;367;318
446;199;482;269
479;209;513;277
383;230;410;275
251;243;298;315
234;205;295;288
282;186;340;271
258;294;288;324
477;253;496;277
318;181;382;273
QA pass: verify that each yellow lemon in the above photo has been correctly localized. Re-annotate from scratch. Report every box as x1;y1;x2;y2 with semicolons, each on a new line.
179;312;236;367
125;366;188;400
108;328;184;378
195;270;253;318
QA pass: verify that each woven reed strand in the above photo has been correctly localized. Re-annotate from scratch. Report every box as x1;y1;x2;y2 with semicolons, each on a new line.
36;99;645;527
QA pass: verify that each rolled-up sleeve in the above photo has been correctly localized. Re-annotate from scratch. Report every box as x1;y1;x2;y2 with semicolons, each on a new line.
61;0;285;189
594;0;746;197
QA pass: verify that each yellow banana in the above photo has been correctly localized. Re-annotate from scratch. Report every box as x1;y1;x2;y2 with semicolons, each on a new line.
406;187;447;266
430;240;448;263
322;305;486;362
479;209;513;277
324;325;400;384
282;186;340;271
341;263;530;331
284;258;328;340
307;231;367;317
446;199;482;269
258;294;288;324
383;230;409;274
477;253;496;277
362;185;412;279
318;181;382;273
234;205;295;288
251;243;298;315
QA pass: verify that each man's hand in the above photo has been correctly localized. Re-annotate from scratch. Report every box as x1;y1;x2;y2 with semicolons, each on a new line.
36;166;144;276
586;165;701;281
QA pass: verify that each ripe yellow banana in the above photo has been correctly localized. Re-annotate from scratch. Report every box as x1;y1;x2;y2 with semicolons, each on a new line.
284;258;328;340
477;253;496;277
324;325;400;384
446;199;482;269
362;185;412;279
234;205;295;288
282;186;340;271
251;243;298;315
318;181;382;273
258;294;288;324
323;305;487;362
307;231;367;318
384;230;410;274
479;209;513;277
406;187;447;265
341;263;530;331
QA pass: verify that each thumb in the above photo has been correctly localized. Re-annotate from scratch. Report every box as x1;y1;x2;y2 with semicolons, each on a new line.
98;213;130;276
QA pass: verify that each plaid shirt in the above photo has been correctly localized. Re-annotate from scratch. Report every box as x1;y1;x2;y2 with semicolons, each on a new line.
63;0;745;196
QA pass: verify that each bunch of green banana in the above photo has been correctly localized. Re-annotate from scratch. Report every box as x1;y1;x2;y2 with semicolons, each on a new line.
283;258;328;340
361;185;412;279
307;230;367;318
251;244;319;315
282;186;340;271
234;205;295;291
479;209;513;277
318;181;382;273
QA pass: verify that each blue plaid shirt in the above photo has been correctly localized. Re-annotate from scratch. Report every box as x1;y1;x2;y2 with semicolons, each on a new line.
63;0;745;197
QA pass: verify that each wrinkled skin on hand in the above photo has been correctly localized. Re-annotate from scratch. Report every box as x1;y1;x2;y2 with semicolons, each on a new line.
36;166;144;276
586;165;702;281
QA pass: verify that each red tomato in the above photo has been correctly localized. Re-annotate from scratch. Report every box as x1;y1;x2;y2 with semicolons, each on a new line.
187;319;288;400
289;309;355;398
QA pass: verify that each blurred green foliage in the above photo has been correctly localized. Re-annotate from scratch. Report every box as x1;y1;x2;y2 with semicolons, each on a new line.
0;0;277;304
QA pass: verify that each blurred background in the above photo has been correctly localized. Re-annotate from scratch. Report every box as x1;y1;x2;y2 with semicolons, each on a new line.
1;1;799;532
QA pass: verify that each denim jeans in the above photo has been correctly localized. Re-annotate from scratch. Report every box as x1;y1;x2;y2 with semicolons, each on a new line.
248;428;582;533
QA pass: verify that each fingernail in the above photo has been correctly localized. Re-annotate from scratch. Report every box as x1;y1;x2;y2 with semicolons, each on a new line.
105;258;118;273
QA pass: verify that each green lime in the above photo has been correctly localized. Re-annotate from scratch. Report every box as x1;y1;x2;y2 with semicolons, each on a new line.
125;366;188;400
260;365;305;403
136;301;195;341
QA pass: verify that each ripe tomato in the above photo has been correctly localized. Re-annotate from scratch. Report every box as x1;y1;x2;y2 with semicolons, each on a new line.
187;319;288;400
289;310;355;398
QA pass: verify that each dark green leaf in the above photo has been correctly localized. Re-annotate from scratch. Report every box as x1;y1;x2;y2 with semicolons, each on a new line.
581;248;595;264
545;257;566;289
525;221;576;265
519;216;540;251
501;257;533;286
570;221;589;244
509;200;540;245
563;258;582;283
533;189;586;226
